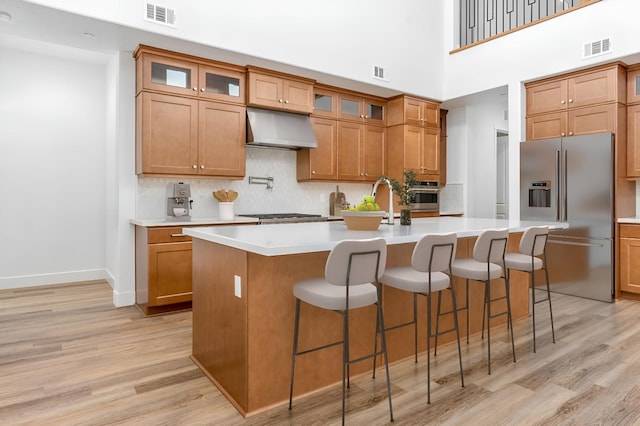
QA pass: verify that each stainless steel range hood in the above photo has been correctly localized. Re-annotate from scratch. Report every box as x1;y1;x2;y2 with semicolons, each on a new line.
246;107;318;150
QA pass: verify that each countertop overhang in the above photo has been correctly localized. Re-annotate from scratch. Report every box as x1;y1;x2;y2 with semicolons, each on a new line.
183;216;567;256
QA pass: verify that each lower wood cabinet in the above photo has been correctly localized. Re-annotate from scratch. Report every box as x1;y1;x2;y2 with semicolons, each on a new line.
135;226;193;315
619;224;640;295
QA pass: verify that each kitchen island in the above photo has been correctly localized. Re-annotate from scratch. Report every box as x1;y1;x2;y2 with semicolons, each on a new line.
184;217;564;416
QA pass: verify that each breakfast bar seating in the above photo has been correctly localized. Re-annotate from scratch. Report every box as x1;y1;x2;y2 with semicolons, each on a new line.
377;232;464;403
451;229;516;374
184;217;564;416
504;226;556;353
289;238;393;425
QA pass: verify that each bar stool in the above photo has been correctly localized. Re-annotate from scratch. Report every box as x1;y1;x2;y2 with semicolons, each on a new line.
451;229;515;374
376;232;464;403
504;226;555;353
288;238;393;425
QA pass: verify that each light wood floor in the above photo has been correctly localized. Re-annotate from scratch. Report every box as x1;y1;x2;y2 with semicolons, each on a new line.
2;280;640;425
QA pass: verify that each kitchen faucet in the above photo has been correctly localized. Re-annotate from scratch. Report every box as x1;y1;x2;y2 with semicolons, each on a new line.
371;176;394;225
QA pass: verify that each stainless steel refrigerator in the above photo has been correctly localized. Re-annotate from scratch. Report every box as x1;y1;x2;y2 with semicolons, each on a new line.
520;132;614;302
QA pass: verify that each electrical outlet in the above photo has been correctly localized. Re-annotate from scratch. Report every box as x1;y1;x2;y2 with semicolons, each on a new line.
234;275;241;298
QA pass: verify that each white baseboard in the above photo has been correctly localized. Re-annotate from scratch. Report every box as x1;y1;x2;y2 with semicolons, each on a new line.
0;269;108;290
1;269;137;308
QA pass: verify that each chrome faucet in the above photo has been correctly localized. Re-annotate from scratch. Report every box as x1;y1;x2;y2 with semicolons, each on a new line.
371;177;394;225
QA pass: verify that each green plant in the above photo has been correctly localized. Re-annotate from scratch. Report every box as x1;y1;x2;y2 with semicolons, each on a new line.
388;169;418;207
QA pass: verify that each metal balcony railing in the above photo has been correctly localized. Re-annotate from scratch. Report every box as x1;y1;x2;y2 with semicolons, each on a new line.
458;0;581;48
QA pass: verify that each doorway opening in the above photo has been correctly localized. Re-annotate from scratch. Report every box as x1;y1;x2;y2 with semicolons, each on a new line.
496;130;509;219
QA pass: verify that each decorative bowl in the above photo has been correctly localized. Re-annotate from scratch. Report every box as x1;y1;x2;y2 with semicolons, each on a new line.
340;210;386;230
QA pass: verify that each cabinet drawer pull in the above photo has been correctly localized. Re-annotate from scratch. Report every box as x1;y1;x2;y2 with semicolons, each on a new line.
171;233;186;237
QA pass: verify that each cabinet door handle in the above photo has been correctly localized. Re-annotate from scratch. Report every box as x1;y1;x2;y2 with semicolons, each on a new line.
200;88;205;92
192;87;198;91
569;132;574;136
200;165;205;169
285;100;289;104
279;99;284;103
311;170;316;174
561;100;566;104
568;98;573;103
365;115;369;119
171;233;186;237
561;132;566;137
192;165;197;169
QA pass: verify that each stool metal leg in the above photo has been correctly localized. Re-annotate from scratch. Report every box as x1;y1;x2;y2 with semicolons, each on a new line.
377;299;394;421
505;275;516;363
486;280;492;374
289;298;301;409
342;309;349;425
434;291;441;356
450;286;465;389
466;279;470;344
413;293;418;362
545;263;556;344
531;269;537;353
426;292;432;403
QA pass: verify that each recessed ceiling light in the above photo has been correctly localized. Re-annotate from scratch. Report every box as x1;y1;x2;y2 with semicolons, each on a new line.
0;11;12;22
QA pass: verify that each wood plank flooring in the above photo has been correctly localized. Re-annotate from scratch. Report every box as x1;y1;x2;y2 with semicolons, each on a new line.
2;280;640;425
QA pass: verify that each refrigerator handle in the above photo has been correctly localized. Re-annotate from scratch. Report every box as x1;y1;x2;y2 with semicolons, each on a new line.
556;150;561;221
563;149;568;222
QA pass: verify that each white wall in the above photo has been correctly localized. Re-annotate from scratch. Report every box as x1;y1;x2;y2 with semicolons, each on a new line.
444;87;509;218
441;0;639;218
0;38;110;289
442;0;640;100
22;0;446;100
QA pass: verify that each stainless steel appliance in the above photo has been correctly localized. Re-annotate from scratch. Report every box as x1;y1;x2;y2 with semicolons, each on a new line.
166;182;193;221
410;180;440;212
520;132;614;302
238;213;328;224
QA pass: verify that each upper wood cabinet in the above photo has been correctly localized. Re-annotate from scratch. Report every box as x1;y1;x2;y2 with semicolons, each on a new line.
312;87;339;118
387;125;440;179
527;103;618;140
135;47;245;104
337;122;385;182
134;46;247;178
628;65;640;106
338;92;386;126
439;109;448;186
297;117;338;181
387;95;440;129
627;104;640;177
247;67;314;114
525;63;626;141
136;92;246;177
526;64;626;115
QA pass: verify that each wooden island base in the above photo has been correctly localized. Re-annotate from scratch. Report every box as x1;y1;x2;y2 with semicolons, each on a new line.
191;234;529;416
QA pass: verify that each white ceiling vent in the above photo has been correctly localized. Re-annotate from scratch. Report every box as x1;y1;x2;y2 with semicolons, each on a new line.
373;65;388;81
145;3;176;27
583;37;611;59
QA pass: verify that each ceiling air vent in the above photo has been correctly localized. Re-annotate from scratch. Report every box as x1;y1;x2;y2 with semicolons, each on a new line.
583;37;611;59
145;3;176;27
373;65;388;81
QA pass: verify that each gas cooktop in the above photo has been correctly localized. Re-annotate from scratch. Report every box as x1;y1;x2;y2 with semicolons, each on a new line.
238;213;327;224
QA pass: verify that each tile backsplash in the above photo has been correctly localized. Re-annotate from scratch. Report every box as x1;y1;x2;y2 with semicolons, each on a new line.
136;147;375;219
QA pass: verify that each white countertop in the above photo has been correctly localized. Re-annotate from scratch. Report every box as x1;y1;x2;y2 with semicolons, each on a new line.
130;217;260;227
183;216;566;256
618;217;640;224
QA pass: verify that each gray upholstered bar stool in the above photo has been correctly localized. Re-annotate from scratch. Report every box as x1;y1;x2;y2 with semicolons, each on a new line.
288;238;393;425
504;226;555;353
376;232;464;403
451;228;515;374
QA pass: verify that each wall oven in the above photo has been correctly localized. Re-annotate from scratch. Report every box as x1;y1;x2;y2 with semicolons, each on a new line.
410;180;440;212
